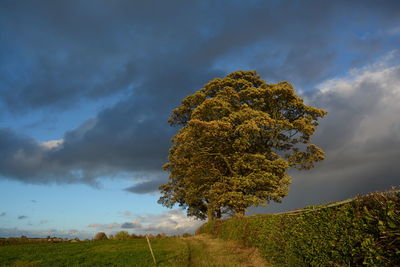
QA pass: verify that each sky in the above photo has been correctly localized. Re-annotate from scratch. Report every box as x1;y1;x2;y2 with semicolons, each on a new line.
0;0;399;239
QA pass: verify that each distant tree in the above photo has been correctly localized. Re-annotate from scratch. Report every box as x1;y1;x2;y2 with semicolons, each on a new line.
159;71;327;220
94;232;108;241
156;233;167;238
114;231;130;240
130;233;140;239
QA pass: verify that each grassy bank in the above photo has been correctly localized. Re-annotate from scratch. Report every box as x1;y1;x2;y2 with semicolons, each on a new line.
184;234;268;266
0;238;188;267
197;189;400;266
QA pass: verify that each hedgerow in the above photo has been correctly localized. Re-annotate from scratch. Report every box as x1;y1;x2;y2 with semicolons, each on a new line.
197;190;400;266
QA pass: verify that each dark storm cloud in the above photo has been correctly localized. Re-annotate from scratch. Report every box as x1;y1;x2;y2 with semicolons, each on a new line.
0;128;84;184
0;1;139;113
0;0;400;199
121;222;140;229
124;176;167;194
17;215;28;220
0;212;5;217
251;56;400;213
301;61;400;194
1;0;399;112
0;104;173;184
57;99;173;173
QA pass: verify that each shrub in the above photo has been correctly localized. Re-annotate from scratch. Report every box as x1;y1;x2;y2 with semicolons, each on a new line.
197;190;400;266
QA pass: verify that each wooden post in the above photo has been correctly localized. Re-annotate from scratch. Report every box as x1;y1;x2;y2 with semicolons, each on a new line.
146;235;156;265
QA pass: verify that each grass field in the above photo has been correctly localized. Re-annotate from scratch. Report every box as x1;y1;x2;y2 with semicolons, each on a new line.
0;238;189;267
0;235;268;267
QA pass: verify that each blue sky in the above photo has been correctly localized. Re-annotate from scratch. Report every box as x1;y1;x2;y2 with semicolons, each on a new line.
1;0;400;238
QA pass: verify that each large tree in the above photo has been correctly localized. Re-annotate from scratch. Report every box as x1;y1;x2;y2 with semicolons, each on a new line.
159;71;327;220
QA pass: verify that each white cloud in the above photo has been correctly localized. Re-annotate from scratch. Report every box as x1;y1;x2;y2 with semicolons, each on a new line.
88;209;204;235
316;50;399;95
313;56;400;178
40;139;64;150
310;54;400;185
313;50;400;145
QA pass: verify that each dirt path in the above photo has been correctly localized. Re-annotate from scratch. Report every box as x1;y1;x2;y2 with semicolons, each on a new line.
183;234;270;267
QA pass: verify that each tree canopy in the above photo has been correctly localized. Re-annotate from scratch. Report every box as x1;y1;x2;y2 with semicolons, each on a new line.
158;71;327;220
94;232;108;241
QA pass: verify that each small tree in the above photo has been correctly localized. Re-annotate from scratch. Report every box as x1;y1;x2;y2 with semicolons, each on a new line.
114;231;130;240
94;232;108;241
159;71;327;220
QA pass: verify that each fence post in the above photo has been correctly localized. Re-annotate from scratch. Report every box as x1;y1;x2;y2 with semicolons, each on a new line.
146;235;157;265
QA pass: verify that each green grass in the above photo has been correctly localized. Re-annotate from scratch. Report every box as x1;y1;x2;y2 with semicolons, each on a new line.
0;238;189;267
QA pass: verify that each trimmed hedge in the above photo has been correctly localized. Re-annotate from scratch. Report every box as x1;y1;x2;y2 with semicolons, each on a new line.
197;190;400;266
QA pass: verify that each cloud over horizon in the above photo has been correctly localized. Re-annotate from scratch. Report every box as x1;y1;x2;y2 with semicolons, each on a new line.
0;227;94;239
88;209;203;235
0;209;203;238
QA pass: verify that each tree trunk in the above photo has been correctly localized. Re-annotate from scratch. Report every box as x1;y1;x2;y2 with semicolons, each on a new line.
207;208;215;222
216;208;222;219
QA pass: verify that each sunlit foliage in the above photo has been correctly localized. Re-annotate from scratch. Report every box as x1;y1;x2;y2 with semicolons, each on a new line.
159;71;327;219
